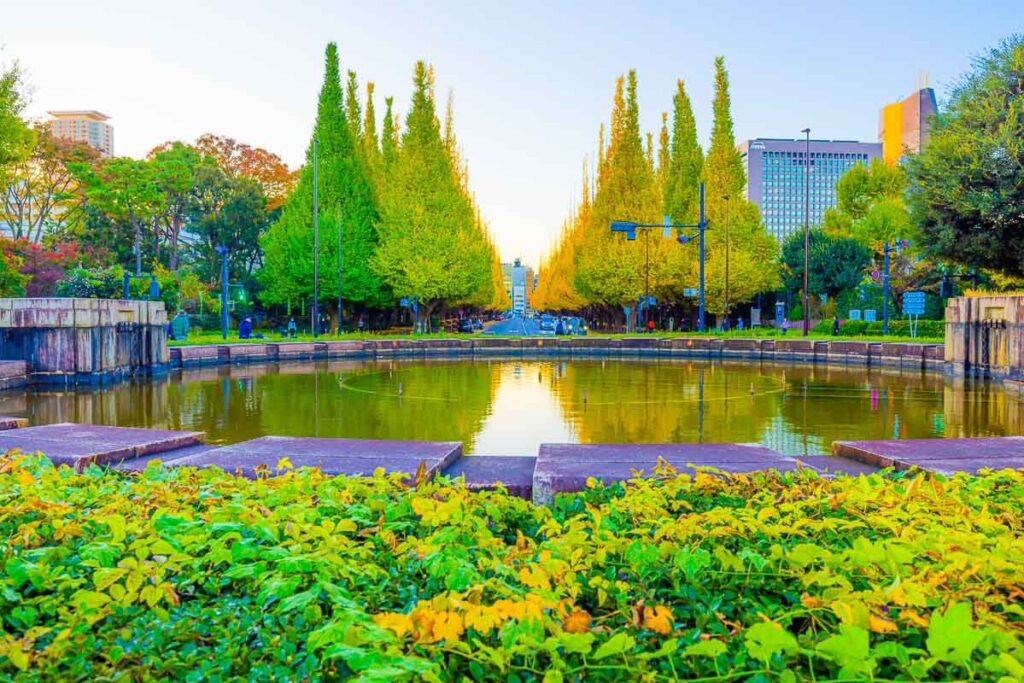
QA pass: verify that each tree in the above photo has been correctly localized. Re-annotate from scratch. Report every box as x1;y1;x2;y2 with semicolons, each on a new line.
188;162;267;281
1;126;99;243
259;42;385;312
149;142;201;269
0;247;28;296
906;35;1024;277
663;79;703;224
781;229;870;300
697;57;778;314
372;61;491;324
0;62;34;181
823;158;914;251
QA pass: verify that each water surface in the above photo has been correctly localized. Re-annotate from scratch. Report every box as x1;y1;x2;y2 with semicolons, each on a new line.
0;359;1019;456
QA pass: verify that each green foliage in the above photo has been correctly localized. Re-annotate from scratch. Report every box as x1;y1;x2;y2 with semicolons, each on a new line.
372;61;492;314
824;158;915;252
0;62;34;178
812;318;946;338
1;455;1022;680
0;248;28;296
781;228;871;299
906;34;1024;277
663;79;703;224
261;43;386;310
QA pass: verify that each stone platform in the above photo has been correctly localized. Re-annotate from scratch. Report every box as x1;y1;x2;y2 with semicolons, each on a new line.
532;442;804;505
443;455;536;498
833;437;1024;474
0;423;205;472
0;415;27;431
168;435;462;480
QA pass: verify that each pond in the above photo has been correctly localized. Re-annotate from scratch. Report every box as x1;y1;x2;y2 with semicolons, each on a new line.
0;359;1019;456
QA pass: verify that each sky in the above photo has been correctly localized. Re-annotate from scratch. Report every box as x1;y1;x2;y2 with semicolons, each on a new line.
2;0;1020;268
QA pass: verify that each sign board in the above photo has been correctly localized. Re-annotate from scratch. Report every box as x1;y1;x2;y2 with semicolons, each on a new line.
902;291;926;316
849;309;862;321
864;309;877;322
399;297;410;308
751;308;761;326
682;288;698;297
775;302;785;327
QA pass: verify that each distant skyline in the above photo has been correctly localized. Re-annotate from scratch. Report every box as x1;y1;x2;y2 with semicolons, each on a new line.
2;0;1019;267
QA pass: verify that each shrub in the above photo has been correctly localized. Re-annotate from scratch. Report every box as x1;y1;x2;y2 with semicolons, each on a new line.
1;454;1022;680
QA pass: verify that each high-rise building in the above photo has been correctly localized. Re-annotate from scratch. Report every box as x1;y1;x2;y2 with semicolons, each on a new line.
501;259;534;314
739;138;882;243
878;86;938;165
47;110;114;158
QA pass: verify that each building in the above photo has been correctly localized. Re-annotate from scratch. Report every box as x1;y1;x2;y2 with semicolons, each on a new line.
739;138;882;243
47;110;114;158
501;259;534;315
879;86;938;165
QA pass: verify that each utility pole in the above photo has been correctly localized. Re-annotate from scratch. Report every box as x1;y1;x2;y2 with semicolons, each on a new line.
723;194;731;329
312;138;320;337
801;128;811;336
336;201;343;335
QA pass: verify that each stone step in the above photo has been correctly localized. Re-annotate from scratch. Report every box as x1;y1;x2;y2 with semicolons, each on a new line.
833;436;1024;474
441;455;536;498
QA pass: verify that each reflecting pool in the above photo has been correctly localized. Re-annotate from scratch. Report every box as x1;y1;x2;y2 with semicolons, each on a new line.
0;359;1020;456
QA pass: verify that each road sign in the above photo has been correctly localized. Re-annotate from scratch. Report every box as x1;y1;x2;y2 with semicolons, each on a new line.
864;309;877;322
682;288;698;297
902;290;926;315
399;297;410;307
849;309;862;321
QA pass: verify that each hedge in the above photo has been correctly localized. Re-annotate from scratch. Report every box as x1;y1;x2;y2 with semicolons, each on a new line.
1;454;1022;681
813;319;945;339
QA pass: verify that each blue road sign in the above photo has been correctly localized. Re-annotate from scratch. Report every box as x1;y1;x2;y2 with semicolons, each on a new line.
902;291;926;315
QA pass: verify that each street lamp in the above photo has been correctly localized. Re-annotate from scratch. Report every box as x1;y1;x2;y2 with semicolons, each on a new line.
882;239;910;335
723;194;731;330
312;138;320;337
336;201;343;335
801;128;811;336
610;182;708;331
214;244;229;340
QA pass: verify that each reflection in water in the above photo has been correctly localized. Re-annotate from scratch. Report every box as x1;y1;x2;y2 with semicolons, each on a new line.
0;359;1020;456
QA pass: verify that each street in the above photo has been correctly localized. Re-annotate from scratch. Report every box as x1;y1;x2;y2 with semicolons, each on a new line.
483;316;540;336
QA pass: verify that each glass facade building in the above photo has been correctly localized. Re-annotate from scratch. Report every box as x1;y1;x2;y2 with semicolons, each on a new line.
739;138;882;244
47;110;114;158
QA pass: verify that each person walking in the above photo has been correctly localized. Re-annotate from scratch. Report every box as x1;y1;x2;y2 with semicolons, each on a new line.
832;314;841;336
287;317;297;338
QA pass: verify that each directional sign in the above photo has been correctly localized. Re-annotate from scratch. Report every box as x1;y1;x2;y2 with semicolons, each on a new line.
682;288;698;297
902;290;926;315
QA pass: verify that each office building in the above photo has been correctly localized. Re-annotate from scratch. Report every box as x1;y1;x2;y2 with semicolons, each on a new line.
501;259;534;314
739;138;882;243
47;110;114;157
879;86;938;165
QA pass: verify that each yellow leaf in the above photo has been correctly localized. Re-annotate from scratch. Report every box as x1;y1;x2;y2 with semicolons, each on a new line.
868;614;898;634
543;670;564;683
564;609;591;633
15;469;34;486
800;593;823;609
334;519;357;533
431;611;463;642
644;605;674;635
519;565;550;589
899;609;930;629
373;612;414;638
464;605;500;634
276;457;293;471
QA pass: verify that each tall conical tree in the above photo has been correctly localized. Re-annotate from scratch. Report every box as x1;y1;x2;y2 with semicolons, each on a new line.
372;61;490;325
381;96;398;170
344;70;362;140
259;42;386;313
657;112;670;194
696;57;778;315
361;82;384;192
664;79;703;223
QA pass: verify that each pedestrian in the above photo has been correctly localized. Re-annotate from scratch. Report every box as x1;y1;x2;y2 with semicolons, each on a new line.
781;319;790;335
737;317;745;331
287;317;297;339
357;315;365;335
238;315;252;339
832;314;840;336
647;319;655;334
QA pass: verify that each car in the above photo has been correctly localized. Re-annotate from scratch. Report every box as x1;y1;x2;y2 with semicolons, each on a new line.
539;315;556;335
458;318;474;333
472;318;483;330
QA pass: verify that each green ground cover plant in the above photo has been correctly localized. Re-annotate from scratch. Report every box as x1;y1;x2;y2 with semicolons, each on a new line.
0;454;1020;681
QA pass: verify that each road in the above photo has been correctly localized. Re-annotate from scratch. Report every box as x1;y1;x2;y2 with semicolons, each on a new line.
483;316;541;336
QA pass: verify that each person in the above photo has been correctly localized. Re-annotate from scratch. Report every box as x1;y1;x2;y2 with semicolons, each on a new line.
647;319;655;334
287;317;297;339
357;316;365;335
781;319;790;335
832;314;840;336
737;317;745;331
238;315;252;339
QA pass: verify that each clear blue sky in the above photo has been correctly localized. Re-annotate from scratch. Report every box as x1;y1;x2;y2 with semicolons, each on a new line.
3;0;1020;267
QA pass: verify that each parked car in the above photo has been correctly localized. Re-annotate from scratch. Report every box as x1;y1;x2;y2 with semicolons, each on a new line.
539;315;556;335
458;318;475;333
472;318;483;331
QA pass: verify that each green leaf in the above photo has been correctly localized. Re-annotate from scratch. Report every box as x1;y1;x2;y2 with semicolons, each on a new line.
593;632;636;660
683;639;726;658
745;622;798;664
556;632;595;655
816;624;874;678
927;602;983;665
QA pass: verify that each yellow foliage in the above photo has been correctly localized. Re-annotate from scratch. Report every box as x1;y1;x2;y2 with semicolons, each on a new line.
563;609;591;633
374;612;414;638
644;605;674;635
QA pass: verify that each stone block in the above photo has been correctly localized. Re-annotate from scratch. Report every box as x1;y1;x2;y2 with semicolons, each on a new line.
442;455;535;498
832;436;1024;473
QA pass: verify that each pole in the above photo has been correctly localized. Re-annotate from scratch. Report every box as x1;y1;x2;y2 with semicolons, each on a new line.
883;242;890;336
312;138;320;337
698;182;706;333
802;128;811;336
336;201;343;335
644;230;650;330
134;226;142;276
724;195;730;329
220;247;228;341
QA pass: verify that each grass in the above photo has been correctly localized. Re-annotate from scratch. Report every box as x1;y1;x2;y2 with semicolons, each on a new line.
169;328;943;347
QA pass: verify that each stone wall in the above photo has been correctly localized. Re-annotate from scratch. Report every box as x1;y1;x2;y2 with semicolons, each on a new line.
945;295;1024;378
0;298;168;385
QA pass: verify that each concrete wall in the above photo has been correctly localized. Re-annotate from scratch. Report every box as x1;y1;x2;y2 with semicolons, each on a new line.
945;295;1024;378
0;298;168;385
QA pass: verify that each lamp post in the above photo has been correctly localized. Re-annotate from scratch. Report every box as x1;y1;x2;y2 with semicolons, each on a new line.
336;201;343;335
723;194;731;330
610;181;708;332
312;138;320;337
801;128;811;336
214;244;229;340
882;239;909;336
